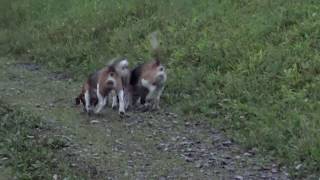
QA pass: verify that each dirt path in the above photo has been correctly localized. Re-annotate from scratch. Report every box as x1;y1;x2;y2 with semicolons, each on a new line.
0;57;290;179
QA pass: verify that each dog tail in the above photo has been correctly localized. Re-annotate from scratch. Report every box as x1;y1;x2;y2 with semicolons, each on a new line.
149;31;162;62
150;31;159;50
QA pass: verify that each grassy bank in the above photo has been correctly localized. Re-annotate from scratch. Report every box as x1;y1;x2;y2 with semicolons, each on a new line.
0;102;84;179
1;0;319;177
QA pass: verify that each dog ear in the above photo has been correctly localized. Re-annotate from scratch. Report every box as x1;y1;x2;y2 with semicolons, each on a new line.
155;59;160;66
109;65;116;72
152;59;160;68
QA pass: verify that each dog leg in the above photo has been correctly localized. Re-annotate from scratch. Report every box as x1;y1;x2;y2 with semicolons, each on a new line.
84;90;92;113
111;90;118;109
153;86;164;110
124;88;132;110
95;84;106;114
117;89;125;115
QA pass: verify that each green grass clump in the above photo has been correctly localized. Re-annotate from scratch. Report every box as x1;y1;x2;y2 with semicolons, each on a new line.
0;0;319;177
0;102;83;179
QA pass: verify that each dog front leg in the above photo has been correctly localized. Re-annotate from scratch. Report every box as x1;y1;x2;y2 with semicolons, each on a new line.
124;88;131;110
95;84;107;114
153;86;164;110
111;90;118;109
84;90;93;114
117;89;125;115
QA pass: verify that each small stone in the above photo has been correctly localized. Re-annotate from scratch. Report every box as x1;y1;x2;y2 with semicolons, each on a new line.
261;166;270;170
172;113;178;118
209;111;219;118
171;137;177;141
184;156;194;162
90;120;100;124
249;147;258;155
295;164;302;170
195;161;202;168
260;174;267;179
221;160;228;165
147;121;153;127
234;175;243;180
271;168;278;173
222;140;232;146
26;135;34;139
53;174;58;180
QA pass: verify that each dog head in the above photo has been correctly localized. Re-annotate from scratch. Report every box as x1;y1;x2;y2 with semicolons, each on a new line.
116;59;130;78
103;66;118;90
152;59;167;85
109;58;130;78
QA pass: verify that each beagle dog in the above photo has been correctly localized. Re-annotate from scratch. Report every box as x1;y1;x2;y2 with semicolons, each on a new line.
130;59;167;110
108;58;131;110
75;64;126;115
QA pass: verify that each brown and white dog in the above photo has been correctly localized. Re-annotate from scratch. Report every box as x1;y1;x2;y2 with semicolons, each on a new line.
75;64;126;115
129;32;167;110
75;72;98;112
108;58;131;110
130;59;167;110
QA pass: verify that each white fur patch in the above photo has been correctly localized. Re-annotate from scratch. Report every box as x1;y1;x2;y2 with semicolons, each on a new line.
84;90;90;111
119;59;128;67
118;90;125;114
141;79;156;92
106;76;116;87
95;83;106;113
112;93;118;108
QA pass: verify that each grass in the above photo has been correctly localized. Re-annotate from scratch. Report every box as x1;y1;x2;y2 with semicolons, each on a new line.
0;0;319;178
0;102;84;179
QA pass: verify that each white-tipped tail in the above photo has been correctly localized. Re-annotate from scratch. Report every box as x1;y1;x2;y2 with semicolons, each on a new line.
149;31;159;50
119;59;128;67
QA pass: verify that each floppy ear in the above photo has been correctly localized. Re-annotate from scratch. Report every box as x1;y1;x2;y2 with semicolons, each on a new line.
155;59;160;66
152;59;160;68
109;66;116;72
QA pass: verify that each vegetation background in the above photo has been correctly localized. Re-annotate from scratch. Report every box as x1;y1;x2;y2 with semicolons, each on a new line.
0;0;319;178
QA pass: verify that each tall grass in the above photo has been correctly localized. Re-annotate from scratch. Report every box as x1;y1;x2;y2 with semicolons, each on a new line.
1;0;319;177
